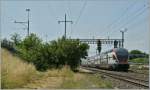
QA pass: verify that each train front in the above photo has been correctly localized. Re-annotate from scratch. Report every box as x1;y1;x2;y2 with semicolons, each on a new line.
112;48;130;71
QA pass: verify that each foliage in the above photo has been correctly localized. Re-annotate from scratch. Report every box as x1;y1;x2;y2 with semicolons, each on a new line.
10;33;21;45
47;38;89;71
2;49;112;89
33;43;58;71
13;33;89;71
130;50;143;54
60;73;112;89
17;33;42;63
129;49;149;59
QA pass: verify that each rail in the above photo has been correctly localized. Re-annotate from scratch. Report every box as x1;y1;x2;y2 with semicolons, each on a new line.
81;66;149;88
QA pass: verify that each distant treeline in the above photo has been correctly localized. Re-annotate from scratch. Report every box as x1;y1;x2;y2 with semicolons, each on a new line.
129;50;149;59
128;49;149;64
1;33;89;71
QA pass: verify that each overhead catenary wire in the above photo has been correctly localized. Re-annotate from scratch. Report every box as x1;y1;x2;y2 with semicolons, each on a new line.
112;4;147;29
67;0;72;19
74;0;87;26
67;0;73;38
107;0;138;29
71;0;87;34
116;5;149;30
108;4;148;36
127;14;148;30
100;0;138;37
127;3;150;29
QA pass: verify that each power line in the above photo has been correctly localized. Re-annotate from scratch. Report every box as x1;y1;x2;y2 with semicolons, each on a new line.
101;0;138;37
108;4;148;35
74;0;87;26
67;0;72;19
70;0;87;37
116;6;149;30
67;0;73;37
112;4;147;29
127;14;148;30
107;0;138;29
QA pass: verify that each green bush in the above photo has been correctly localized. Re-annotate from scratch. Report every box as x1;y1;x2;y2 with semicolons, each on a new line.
49;37;89;71
17;33;42;62
16;33;89;71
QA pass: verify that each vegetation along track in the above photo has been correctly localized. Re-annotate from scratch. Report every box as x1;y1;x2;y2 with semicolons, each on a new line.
81;66;149;89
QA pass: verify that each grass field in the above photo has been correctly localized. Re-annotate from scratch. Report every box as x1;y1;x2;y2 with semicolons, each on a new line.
1;48;40;88
129;58;149;64
1;48;112;89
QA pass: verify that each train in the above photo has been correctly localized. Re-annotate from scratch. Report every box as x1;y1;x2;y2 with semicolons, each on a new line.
82;48;130;71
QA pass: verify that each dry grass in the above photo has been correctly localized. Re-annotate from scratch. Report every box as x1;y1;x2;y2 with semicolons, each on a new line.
1;48;39;89
1;48;74;89
23;66;74;89
1;48;112;89
24;67;112;89
60;73;112;89
43;66;74;77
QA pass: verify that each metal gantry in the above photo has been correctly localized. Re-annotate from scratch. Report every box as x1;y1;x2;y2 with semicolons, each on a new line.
69;38;123;48
70;38;123;65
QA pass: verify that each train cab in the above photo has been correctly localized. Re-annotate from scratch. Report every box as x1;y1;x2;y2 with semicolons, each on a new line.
109;48;130;71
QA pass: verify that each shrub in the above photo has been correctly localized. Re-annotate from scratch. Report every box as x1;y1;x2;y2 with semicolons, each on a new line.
13;33;89;71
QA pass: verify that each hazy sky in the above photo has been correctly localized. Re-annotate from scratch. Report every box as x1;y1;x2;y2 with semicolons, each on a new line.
1;0;149;56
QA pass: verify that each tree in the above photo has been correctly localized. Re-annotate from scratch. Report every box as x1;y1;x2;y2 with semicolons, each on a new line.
17;33;42;62
10;33;21;45
49;38;89;71
129;50;149;60
14;34;89;71
34;43;58;71
130;50;143;54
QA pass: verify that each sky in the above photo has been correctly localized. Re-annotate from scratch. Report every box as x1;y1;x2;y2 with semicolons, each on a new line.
1;0;149;56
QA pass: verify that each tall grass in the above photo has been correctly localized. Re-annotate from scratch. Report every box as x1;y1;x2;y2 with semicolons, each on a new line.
1;48;112;89
1;48;39;89
60;73;112;89
44;66;74;77
23;66;74;89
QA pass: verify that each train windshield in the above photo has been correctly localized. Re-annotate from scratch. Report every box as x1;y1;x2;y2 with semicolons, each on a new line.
115;48;129;61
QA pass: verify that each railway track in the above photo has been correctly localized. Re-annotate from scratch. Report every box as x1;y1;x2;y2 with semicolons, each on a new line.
81;66;149;89
129;69;149;75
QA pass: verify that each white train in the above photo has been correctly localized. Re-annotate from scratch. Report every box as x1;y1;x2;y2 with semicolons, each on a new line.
82;48;130;71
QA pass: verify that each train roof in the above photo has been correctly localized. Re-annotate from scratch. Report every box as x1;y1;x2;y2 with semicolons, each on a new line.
113;48;128;55
87;48;129;59
101;48;128;55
